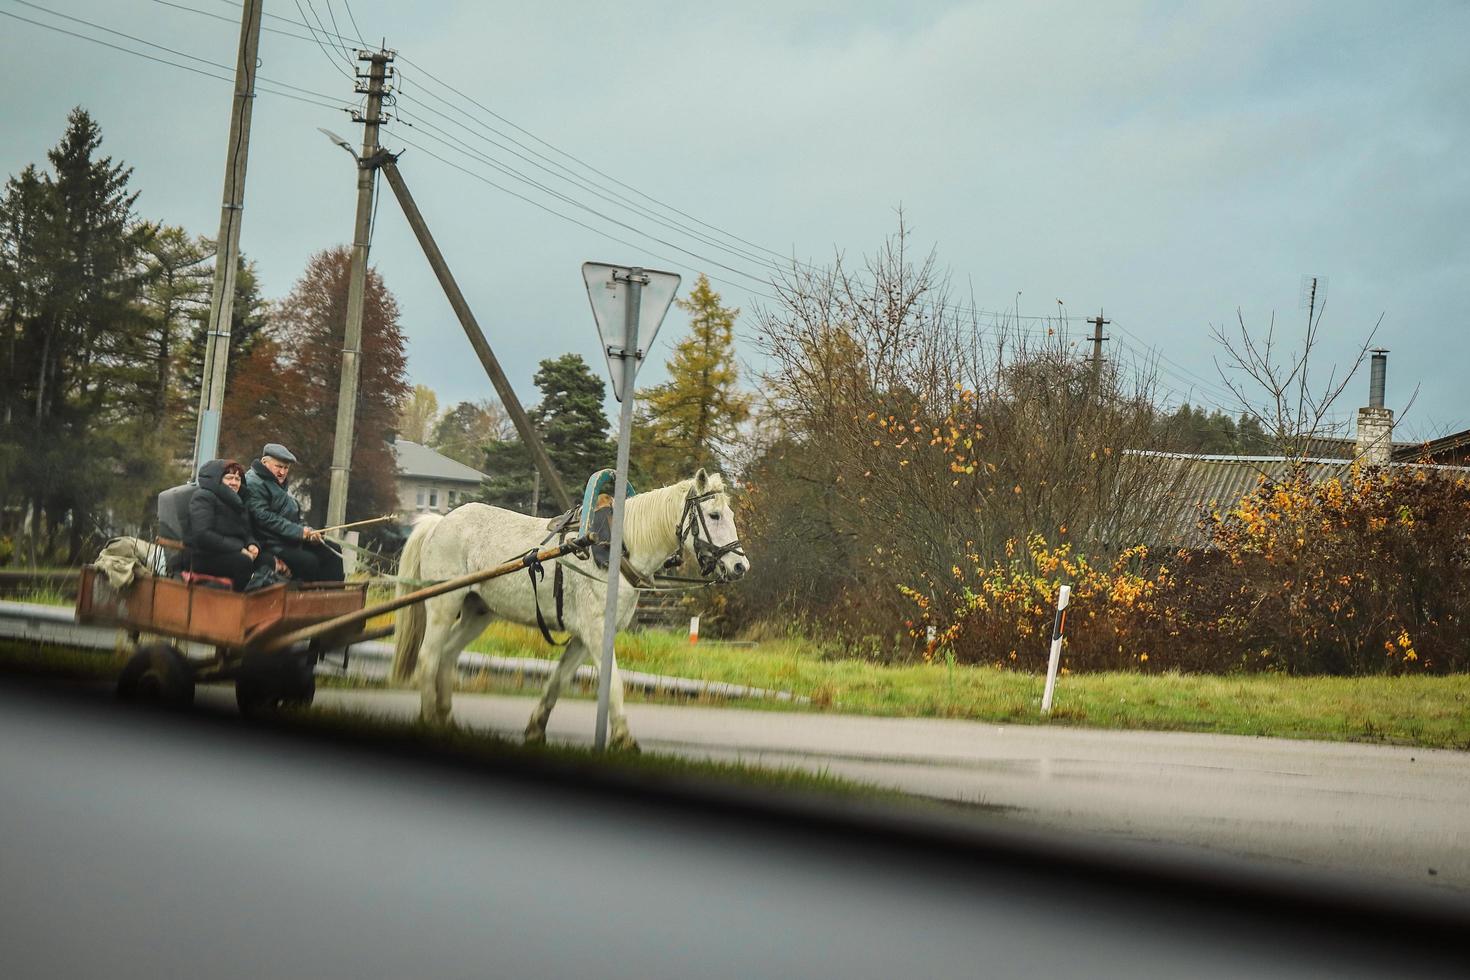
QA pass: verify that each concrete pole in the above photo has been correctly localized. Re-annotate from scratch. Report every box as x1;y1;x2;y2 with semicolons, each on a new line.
379;160;573;511
1088;311;1110;387
192;0;263;476
326;49;394;528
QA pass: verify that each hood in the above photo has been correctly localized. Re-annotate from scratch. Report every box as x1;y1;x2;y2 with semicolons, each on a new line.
199;459;245;511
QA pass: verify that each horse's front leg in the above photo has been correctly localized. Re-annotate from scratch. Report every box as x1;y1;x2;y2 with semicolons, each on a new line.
602;652;639;753
525;637;590;744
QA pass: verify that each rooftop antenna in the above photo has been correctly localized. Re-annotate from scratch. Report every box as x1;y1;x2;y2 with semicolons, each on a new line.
1299;274;1328;325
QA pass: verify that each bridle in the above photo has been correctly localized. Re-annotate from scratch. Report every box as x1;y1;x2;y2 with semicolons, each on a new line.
672;487;746;580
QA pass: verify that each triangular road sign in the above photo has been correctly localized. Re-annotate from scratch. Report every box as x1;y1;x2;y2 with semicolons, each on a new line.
582;262;681;401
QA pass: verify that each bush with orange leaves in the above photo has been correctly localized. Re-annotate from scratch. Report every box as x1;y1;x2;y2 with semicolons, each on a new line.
904;467;1470;675
900;534;1178;671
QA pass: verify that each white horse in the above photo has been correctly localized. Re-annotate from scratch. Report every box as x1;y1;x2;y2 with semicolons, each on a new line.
390;469;748;749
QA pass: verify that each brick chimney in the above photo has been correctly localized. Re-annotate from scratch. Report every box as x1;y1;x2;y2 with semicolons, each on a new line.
1354;349;1392;467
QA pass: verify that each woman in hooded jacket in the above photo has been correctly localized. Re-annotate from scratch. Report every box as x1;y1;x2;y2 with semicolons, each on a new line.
187;459;272;591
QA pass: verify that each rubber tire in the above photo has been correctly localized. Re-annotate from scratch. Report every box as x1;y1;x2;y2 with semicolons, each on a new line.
235;654;315;715
281;654;316;708
117;643;195;708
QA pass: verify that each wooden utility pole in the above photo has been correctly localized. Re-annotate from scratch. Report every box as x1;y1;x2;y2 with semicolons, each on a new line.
1087;310;1110;384
379;159;573;512
192;0;263;475
326;48;395;529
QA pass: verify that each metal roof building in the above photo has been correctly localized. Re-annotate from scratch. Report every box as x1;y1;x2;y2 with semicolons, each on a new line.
391;439;488;517
1127;449;1470;549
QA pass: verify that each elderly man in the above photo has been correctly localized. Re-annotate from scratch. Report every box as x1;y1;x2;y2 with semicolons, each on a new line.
241;443;344;583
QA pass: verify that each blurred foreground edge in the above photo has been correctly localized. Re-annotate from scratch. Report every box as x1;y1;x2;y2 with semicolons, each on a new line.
1;676;1465;978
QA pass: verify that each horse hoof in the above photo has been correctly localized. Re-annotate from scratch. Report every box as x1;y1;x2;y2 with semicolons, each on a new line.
523;727;546;746
610;734;641;754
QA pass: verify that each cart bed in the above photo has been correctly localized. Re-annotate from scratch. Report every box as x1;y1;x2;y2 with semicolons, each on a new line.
76;566;367;649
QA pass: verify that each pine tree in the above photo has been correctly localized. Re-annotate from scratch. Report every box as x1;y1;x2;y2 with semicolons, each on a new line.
0;108;153;559
633;274;751;483
480;353;612;514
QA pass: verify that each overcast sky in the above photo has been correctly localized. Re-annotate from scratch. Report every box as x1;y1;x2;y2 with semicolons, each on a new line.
2;0;1466;440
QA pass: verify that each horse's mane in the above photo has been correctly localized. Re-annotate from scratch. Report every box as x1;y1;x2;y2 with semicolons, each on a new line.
622;473;725;562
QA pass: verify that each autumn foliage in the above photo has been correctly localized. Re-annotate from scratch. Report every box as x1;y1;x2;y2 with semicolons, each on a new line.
906;467;1470;676
223;248;409;525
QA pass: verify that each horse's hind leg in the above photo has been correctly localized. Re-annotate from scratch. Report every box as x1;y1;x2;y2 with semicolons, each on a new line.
418;591;493;724
524;637;590;744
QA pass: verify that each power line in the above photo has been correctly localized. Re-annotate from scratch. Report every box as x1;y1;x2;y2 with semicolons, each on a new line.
392;107;778;291
0;6;347;112
395;86;1055;336
172;1;1071;330
340;0;366;47
291;0;351;78
318;0;355;59
55;0;1207;374
391;78;791;276
391;132;783;306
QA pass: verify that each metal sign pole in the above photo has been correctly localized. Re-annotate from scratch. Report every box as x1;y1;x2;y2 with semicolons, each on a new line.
594;269;645;750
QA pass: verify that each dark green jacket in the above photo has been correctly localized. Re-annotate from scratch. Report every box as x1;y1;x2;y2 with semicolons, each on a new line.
242;458;306;548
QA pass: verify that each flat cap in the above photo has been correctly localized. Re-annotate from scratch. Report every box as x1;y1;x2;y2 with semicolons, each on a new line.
262;443;298;463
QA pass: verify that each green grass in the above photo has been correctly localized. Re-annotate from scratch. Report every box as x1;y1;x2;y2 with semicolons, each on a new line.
0;639;124;681
454;622;1470;750
6;586;74;606
6;614;1469;750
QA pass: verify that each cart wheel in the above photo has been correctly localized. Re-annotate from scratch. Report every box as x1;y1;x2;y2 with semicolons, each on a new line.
281;655;316;708
234;674;279;715
117;643;195;708
235;655;315;715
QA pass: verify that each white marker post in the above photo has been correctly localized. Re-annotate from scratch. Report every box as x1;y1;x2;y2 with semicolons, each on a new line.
689;615;700;645
582;262;680;750
1040;584;1071;715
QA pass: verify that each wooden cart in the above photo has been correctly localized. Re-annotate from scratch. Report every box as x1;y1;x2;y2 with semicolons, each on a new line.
76;566;373;712
76;534;593;713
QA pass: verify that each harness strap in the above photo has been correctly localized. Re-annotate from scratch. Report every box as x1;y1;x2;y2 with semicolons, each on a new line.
522;548;569;647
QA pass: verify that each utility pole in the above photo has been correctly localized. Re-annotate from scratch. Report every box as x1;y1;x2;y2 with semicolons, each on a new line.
192;0;263;476
379;158;573;512
326;47;395;529
1087;310;1110;385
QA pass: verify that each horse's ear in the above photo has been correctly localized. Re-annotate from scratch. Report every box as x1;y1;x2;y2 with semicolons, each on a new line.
694;468;709;493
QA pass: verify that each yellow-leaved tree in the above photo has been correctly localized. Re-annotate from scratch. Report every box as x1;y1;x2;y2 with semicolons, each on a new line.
632;274;751;484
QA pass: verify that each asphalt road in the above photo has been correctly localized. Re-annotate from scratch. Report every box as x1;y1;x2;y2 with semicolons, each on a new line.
204;685;1470;893
10;685;1465;977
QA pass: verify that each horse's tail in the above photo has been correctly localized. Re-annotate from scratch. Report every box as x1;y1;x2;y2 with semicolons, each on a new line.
391;514;442;684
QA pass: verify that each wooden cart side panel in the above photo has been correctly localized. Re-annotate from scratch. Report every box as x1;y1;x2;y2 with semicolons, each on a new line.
76;567;368;651
182;583;252;646
243;584;367;645
241;585;289;639
151;579;194;635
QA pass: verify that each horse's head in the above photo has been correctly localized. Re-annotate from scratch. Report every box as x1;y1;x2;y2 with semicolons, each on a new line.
678;468;749;582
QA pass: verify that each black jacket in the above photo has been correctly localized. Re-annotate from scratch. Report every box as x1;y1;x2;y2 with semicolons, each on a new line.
242;458;306;549
186;460;258;556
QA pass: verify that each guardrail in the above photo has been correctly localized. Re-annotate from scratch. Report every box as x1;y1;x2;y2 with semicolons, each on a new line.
0;599;805;703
